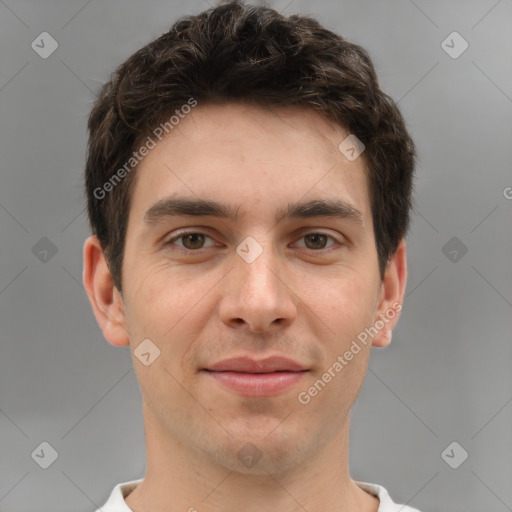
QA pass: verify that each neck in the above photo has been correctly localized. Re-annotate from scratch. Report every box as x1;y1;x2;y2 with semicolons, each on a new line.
125;401;379;512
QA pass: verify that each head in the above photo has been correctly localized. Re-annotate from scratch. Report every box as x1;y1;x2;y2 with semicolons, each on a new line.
83;1;414;475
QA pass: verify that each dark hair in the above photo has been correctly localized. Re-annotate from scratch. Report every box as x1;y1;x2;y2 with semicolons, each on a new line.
85;0;415;293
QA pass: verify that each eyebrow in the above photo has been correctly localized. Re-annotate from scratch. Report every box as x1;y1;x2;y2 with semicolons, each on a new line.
143;197;364;227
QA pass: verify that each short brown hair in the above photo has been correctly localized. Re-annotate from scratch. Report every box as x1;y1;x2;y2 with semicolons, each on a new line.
85;0;415;293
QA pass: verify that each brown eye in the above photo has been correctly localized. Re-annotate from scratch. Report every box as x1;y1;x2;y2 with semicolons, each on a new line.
293;232;342;253
166;232;216;251
303;233;329;250
181;233;206;250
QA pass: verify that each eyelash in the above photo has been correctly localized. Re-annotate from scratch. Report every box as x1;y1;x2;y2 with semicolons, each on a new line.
164;230;343;253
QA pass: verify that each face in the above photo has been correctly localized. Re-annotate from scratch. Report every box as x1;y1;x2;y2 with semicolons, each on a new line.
85;102;406;475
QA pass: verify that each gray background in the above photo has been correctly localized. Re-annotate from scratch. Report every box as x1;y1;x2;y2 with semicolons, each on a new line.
1;0;511;511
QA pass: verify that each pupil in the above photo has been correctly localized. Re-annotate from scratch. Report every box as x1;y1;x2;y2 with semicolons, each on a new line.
307;234;326;249
184;234;204;249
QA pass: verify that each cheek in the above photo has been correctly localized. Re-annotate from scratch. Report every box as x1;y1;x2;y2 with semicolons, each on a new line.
124;262;217;379
303;269;378;333
125;261;199;333
123;266;202;399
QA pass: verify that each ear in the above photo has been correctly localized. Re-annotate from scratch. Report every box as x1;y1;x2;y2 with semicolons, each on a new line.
82;235;130;347
371;238;407;348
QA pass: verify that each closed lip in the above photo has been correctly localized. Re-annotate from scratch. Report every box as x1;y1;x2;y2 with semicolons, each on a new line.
203;356;308;373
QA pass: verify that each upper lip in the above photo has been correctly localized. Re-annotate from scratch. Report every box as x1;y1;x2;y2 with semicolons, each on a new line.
204;356;307;373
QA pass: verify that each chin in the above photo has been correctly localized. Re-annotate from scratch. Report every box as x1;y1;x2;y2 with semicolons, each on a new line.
204;426;311;476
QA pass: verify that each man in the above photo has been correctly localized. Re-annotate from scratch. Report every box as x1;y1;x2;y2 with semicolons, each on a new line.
83;2;419;511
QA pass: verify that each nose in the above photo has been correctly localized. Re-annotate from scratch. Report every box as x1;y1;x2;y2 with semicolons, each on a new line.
218;240;298;333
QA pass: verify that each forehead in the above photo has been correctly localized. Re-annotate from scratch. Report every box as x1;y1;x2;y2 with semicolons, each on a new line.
127;102;371;228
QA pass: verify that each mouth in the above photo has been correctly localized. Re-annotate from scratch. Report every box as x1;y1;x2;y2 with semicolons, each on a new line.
202;369;308;397
201;356;309;397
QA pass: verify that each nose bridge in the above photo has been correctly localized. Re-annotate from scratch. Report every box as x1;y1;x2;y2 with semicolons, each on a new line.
236;235;281;296
219;233;296;332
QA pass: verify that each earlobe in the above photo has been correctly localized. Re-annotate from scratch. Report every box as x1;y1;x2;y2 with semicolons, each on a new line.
371;239;407;348
82;235;130;347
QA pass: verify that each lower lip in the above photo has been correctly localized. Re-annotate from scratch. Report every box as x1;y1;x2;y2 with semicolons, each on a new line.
203;370;307;397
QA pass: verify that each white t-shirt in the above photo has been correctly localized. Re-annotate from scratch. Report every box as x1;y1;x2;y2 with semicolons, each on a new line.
94;478;422;511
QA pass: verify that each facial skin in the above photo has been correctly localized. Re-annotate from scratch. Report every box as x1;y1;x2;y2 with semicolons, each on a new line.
83;102;407;512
